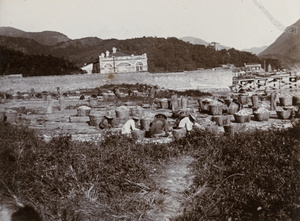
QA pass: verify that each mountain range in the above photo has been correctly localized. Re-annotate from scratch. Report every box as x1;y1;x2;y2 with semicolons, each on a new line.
0;24;297;72
181;36;268;55
0;27;70;46
242;46;268;55
0;27;260;69
259;19;300;69
0;33;104;67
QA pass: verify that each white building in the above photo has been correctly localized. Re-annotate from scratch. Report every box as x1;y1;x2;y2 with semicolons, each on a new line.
244;63;262;71
99;47;148;74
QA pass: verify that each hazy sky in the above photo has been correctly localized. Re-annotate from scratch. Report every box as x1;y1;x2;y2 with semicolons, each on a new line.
0;0;299;50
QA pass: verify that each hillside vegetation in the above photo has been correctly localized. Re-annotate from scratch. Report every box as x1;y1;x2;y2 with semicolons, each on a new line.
0;46;81;76
0;34;277;75
0;122;299;220
111;37;262;72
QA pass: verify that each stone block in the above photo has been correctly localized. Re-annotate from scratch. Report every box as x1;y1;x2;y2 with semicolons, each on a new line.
69;116;90;123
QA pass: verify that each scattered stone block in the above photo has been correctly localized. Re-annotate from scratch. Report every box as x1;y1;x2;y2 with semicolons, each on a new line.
89;97;98;107
42;93;48;101
77;106;91;116
108;92;116;99
171;94;179;112
89;112;105;126
251;95;259;107
5;110;17;124
46;96;53;114
23;94;30;100
12;94;19;100
69;116;90;123
0;110;6;122
59;96;66;111
181;97;188;111
160;98;169;109
102;93;108;99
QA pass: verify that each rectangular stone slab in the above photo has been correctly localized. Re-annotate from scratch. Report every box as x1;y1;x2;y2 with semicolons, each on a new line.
69;116;90;123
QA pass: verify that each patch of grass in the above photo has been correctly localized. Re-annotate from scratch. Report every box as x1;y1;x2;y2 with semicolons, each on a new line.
175;127;300;220
1;122;299;220
0;123;177;220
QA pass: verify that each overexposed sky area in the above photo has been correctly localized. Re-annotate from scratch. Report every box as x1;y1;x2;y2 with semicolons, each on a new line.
0;0;299;50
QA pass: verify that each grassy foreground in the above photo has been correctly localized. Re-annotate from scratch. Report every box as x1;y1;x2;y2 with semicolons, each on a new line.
0;122;299;220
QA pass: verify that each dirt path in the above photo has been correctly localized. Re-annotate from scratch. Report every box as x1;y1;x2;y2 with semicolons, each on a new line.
145;155;195;221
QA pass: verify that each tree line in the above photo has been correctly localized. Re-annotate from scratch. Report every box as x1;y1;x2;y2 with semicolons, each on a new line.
0;46;81;76
0;36;281;76
94;37;280;72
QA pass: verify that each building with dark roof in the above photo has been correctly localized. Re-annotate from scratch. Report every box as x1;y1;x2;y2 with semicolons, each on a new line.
99;47;148;74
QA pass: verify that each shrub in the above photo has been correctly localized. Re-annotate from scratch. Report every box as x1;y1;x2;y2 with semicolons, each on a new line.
175;128;300;220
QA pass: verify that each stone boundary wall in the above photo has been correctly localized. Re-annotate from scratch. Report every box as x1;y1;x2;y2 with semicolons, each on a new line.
0;70;232;94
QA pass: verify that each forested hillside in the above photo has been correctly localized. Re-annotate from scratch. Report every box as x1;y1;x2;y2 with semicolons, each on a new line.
109;37;266;72
0;35;279;74
0;46;81;77
52;37;264;72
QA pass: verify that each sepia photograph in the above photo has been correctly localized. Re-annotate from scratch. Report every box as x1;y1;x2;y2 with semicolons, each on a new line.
0;0;300;220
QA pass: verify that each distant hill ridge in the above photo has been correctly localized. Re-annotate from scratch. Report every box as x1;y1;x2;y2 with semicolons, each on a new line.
242;46;268;55
0;26;277;73
259;19;300;68
0;27;70;46
181;36;230;50
181;36;209;46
